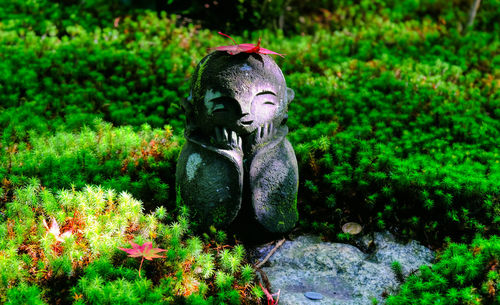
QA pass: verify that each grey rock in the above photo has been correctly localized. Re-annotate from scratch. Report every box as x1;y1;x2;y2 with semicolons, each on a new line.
362;232;435;277
256;232;434;305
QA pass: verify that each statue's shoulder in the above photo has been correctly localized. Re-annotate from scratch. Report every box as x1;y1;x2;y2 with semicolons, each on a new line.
176;138;243;228
248;128;299;233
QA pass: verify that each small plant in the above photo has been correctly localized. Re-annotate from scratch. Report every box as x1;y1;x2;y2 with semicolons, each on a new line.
391;261;405;284
119;241;166;278
240;264;255;285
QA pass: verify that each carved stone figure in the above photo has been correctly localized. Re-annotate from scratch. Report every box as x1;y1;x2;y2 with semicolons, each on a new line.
176;51;298;234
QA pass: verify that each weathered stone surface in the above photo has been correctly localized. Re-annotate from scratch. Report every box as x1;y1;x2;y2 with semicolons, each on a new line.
176;52;298;233
255;232;434;305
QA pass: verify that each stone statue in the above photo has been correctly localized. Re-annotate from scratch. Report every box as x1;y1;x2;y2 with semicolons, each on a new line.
176;51;298;234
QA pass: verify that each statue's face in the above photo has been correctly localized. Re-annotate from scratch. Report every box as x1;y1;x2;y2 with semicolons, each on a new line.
188;53;292;137
199;72;285;135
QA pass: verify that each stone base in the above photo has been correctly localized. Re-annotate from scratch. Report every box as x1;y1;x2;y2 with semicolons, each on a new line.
253;232;434;305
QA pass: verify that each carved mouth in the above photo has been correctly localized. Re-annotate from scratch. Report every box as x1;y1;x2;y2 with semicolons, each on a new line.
240;120;254;125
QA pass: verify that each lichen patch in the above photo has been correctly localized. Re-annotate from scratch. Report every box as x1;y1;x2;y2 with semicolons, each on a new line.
203;89;222;114
186;153;202;181
240;63;252;71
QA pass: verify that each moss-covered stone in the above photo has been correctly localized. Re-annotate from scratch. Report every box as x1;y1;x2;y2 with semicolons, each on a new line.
176;51;298;235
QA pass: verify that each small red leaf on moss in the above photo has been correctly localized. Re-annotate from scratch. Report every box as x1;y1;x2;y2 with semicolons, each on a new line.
119;241;166;260
259;282;280;305
43;217;72;242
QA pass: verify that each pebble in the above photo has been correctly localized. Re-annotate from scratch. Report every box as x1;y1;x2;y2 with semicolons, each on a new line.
304;291;323;300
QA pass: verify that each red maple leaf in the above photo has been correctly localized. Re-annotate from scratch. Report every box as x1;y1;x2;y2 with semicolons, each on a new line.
212;32;285;57
259;282;280;305
119;241;166;277
43;217;72;242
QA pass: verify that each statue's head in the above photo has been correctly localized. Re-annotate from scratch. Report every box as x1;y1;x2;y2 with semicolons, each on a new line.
184;51;294;137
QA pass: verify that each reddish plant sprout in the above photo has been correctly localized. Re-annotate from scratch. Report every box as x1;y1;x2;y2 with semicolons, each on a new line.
259;282;280;305
213;32;285;57
119;241;166;278
43;217;72;242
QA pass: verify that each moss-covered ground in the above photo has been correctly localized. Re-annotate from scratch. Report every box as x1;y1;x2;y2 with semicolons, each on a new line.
0;0;498;304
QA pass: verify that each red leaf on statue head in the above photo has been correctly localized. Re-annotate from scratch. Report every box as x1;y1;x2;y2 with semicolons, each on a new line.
119;241;166;260
212;32;285;57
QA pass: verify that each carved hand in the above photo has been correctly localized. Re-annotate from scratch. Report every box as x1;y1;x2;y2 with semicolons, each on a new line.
253;122;276;145
212;126;243;152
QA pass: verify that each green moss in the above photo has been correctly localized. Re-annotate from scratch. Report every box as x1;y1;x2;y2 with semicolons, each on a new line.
1;182;262;304
193;52;214;104
387;235;500;304
0;1;499;303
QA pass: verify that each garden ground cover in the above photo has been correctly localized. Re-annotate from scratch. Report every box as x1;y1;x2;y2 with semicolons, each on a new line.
0;0;499;304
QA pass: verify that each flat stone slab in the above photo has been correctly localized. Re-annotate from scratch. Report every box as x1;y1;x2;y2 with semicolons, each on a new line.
255;232;434;305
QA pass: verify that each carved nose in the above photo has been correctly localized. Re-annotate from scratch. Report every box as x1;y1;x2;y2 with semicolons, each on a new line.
239;103;251;117
239;113;253;125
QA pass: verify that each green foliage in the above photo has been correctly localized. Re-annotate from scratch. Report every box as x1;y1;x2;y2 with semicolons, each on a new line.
240;264;255;286
0;183;262;304
1;1;499;304
387;235;500;304
129;0;500;34
0;181;153;302
282;19;500;243
0;0;141;34
1;120;181;211
391;261;405;284
71;258;166;304
5;282;47;305
219;246;244;275
1;3;498;245
0;12;206;143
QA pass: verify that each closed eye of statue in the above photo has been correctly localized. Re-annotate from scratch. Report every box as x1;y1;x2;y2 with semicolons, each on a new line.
210;97;238;113
256;91;277;106
213;103;226;112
